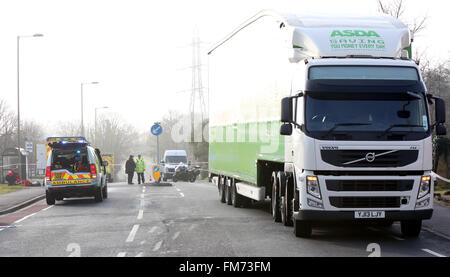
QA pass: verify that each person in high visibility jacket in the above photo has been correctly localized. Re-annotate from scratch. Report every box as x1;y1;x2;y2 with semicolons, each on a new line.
135;155;146;184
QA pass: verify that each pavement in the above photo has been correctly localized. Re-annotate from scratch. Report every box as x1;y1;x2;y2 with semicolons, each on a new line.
423;202;450;239
0;186;45;216
0;181;449;257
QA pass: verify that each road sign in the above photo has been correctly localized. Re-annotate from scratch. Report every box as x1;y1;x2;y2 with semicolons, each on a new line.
25;141;33;153
152;165;161;183
151;124;162;136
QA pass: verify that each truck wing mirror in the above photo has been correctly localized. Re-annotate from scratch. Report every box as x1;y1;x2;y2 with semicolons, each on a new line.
281;97;293;123
436;125;447;136
280;123;293;136
435;98;446;124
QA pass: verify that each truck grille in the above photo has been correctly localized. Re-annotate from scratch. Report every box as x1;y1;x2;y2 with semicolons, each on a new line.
167;168;175;173
329;197;401;208
321;150;418;168
326;180;414;192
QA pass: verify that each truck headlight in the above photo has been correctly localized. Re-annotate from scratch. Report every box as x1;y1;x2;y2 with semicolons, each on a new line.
306;176;321;199
417;176;431;199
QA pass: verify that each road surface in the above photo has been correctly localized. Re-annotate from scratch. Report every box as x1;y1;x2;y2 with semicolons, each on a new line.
0;181;448;257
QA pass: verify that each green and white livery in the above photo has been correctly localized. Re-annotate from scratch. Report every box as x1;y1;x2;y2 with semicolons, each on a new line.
208;10;447;238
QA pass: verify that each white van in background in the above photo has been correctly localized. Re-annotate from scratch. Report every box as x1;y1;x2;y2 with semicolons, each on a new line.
161;150;188;181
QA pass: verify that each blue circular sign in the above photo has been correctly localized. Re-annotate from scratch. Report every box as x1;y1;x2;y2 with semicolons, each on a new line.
151;124;162;136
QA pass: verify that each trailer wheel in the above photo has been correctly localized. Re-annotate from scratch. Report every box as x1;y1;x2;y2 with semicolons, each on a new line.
218;176;226;203
271;172;281;222
401;220;422;237
225;177;232;205
294;220;312;238
281;172;294;227
231;179;244;208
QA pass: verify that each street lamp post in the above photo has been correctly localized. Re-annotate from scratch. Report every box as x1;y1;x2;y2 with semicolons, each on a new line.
17;33;43;179
95;106;109;145
80;81;99;137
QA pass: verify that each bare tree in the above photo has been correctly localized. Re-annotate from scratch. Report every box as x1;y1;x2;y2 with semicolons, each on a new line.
0;99;17;155
88;114;140;163
53;121;82;137
377;0;427;36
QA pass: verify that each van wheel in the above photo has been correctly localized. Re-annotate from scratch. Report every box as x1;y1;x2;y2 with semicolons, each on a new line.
94;187;103;202
271;172;281;223
46;191;55;205
401;220;422;237
294;220;312;238
102;184;108;199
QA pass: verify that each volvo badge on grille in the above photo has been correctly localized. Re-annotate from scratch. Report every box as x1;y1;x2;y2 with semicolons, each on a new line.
365;152;376;163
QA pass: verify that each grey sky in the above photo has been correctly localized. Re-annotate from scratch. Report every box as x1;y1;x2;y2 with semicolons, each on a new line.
0;0;448;134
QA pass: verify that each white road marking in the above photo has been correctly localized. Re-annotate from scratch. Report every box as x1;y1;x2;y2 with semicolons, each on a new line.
137;210;143;220
148;226;158;233
422;249;446;257
188;224;196;231
176;188;181;192
179;193;185;197
14;212;37;224
126;224;140;242
135;252;144;257
117;252;127;257
140;194;144;199
172;232;180;240
140;240;146;245
42;206;53;212
422;226;450;240
153;241;163;251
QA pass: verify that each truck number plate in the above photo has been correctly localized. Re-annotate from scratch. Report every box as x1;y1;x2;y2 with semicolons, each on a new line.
355;211;385;219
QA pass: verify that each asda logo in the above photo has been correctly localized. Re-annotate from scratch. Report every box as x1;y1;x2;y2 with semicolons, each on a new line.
331;30;381;37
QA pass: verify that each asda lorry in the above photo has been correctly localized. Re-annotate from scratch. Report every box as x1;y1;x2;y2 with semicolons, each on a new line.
207;11;447;238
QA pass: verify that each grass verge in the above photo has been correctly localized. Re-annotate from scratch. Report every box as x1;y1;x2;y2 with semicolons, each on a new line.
0;184;28;195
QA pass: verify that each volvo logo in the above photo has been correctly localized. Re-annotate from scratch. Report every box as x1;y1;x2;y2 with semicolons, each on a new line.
365;152;376;163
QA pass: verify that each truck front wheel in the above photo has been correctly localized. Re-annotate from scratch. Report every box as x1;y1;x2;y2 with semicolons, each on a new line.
271;172;281;222
401;220;422;237
281;172;294;227
294;220;312;238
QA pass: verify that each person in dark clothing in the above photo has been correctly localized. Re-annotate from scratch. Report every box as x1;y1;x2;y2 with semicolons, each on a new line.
125;155;136;184
6;171;16;186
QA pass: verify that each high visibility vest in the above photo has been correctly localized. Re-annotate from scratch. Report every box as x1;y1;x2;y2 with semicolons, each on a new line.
135;158;146;173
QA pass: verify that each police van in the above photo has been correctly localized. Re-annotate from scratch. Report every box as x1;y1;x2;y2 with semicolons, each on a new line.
45;137;108;205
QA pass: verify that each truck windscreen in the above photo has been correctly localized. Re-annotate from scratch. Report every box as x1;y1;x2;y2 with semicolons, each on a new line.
304;92;429;140
309;66;419;80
